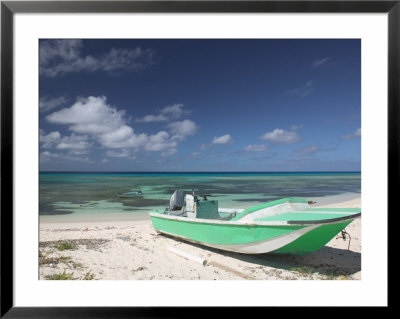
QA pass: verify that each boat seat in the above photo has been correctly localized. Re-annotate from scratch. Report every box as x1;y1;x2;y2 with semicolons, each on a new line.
196;200;219;219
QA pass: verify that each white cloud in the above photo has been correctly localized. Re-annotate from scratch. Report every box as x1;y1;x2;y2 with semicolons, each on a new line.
260;129;300;144
39;96;68;112
39;130;61;148
69;149;90;156
292;145;319;156
312;57;331;68
56;134;91;150
244;144;268;152
46;96;126;134
106;149;133;158
286;81;314;98
40;151;92;163
40;40;82;65
342;128;361;140
135;114;168;123
135;103;190;123
212;134;232;145
40;130;91;151
99;126;148;149
160;103;190;118
144;131;177;152
45;96;196;158
168;119;197;140
40;40;156;77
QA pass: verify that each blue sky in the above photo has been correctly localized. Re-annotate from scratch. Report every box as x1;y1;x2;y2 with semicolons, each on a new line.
39;39;361;172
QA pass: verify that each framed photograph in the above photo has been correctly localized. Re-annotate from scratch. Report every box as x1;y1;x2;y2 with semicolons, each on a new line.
1;0;394;316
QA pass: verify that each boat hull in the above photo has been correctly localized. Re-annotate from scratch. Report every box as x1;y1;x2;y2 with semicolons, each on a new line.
150;214;355;255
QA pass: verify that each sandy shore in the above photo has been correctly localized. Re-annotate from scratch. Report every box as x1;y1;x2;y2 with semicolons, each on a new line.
39;196;361;280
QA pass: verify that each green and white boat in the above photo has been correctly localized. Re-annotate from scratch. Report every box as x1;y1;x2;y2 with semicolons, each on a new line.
149;190;361;255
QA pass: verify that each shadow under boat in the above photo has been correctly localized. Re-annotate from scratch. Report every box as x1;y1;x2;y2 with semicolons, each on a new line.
157;232;361;277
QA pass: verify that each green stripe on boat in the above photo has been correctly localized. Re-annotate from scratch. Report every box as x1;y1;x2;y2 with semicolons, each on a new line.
151;215;305;245
272;220;353;254
231;197;309;221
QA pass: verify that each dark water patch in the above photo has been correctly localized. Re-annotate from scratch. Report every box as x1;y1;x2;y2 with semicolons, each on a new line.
39;210;73;216
85;202;98;206
119;207;156;211
39;202;73;215
40;173;361;217
113;198;169;208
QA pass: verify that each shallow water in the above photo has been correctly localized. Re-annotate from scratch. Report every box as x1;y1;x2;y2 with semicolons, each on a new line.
39;172;361;223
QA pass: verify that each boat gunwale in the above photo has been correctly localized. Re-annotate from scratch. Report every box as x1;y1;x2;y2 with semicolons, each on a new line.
149;211;361;227
285;212;361;224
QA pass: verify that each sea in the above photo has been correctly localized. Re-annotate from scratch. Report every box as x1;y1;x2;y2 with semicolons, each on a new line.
39;172;361;223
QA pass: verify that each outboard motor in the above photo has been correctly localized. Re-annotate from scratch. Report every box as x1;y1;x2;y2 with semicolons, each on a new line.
169;189;185;211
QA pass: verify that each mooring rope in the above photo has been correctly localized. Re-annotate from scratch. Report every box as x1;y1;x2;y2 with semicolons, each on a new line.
337;228;352;250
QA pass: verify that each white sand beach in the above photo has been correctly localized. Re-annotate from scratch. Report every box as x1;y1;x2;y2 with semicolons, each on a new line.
39;196;361;280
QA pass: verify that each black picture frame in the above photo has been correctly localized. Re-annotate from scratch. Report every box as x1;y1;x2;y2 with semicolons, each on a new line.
1;0;394;316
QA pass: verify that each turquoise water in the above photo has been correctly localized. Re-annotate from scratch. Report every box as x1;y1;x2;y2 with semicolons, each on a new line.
39;172;361;223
